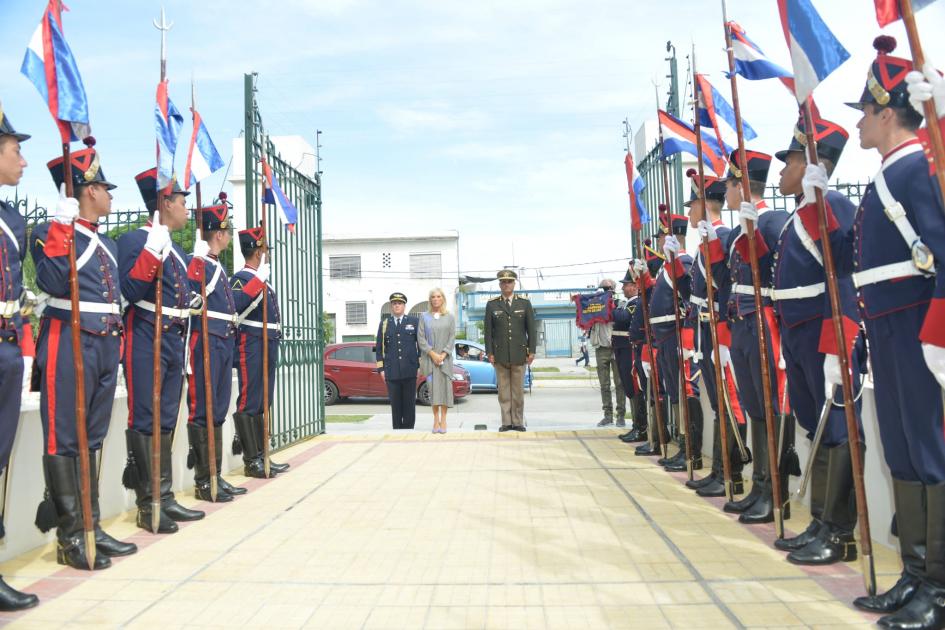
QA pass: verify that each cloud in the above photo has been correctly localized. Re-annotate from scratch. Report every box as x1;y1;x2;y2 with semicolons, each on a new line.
377;103;490;134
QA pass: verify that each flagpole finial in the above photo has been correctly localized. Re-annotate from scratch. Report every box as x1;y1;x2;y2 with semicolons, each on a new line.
153;6;174;66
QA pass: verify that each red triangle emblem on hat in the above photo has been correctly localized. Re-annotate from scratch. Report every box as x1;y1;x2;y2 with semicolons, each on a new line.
72;149;94;171
878;56;913;90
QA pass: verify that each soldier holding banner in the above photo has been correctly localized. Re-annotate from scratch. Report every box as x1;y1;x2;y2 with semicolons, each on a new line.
231;226;289;478
31;138;137;569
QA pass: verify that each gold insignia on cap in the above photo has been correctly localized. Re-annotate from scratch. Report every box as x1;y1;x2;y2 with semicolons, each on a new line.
867;70;891;105
728;162;742;179
793;125;808;147
83;152;101;182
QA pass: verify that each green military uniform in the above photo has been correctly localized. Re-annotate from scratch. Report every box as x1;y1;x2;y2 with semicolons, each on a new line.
484;270;537;430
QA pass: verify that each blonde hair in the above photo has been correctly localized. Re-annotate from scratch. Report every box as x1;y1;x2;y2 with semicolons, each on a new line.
428;287;449;315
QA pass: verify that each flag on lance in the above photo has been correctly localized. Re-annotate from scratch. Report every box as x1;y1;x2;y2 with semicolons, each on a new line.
155;80;184;189
658;110;727;178
695;73;756;157
624;153;649;231
874;0;938;26
183;109;224;189
728;21;794;84
262;158;299;233
777;0;850;104
20;0;90;142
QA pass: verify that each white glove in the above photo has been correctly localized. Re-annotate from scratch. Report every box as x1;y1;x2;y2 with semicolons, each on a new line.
144;212;171;257
255;261;271;283
823;353;844;400
53;183;79;224
698;220;718;242
191;239;210;260
802;162;829;203
663;235;680;259
631;259;647;280
738;201;758;235
906;63;945;118
712;344;732;369
922;343;945;389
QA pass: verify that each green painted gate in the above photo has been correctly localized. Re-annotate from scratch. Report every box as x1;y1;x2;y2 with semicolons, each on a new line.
243;73;326;447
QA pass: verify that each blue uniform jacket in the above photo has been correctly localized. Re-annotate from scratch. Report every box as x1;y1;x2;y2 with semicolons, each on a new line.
612;296;634;350
718;207;790;319
0;201;27;335
374;314;420;380
187;254;236;340
117;224;191;330
688;223;733;326
649;251;693;343
231;266;281;340
823;140;945;351
31;220;122;336
774;191;860;336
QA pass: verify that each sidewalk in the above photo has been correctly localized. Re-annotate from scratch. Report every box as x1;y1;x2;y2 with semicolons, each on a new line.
0;429;900;629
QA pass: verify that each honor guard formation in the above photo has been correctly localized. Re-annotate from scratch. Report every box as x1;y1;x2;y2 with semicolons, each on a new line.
1;2;945;628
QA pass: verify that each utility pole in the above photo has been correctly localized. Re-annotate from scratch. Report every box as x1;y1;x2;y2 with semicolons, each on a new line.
664;41;684;211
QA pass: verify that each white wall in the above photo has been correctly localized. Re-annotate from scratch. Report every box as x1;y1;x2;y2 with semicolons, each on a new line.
323;234;460;341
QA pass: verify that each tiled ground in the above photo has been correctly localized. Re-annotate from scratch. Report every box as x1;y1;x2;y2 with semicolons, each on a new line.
0;430;901;629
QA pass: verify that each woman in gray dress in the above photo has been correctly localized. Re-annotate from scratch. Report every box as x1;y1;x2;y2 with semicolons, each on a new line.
418;288;456;433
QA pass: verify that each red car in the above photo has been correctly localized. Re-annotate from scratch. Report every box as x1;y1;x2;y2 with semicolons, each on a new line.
323;342;471;406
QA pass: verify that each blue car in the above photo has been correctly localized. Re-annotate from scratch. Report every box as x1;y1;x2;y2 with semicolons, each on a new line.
454;340;532;393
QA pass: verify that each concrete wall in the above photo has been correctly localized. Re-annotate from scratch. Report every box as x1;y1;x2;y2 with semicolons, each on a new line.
0;381;244;563
696;382;896;549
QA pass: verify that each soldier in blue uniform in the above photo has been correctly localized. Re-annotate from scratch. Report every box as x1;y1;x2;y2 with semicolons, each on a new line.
231;226;289;478
632;243;669;457
771;115;865;565
118;168;205;532
31;138;137;569
683;169;747;498
654;210;703;472
186;198;246;502
375;292;420;430
614;268;646;443
815;37;945;628
710;150;793;524
0;103;40;609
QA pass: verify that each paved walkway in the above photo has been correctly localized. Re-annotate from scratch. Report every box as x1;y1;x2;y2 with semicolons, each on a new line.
0;429;901;629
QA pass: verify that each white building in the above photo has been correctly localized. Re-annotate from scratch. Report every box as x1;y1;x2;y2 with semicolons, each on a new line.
323;232;460;343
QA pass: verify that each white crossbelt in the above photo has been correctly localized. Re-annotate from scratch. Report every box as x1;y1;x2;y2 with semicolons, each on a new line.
0;215;18;253
240;320;281;331
134;300;189;319
196;309;237;324
853;260;927;288
74;223;117;271
0;300;18;318
689;295;718;310
732;284;772;298
45;296;120;315
611;330;629;337
649;314;677;324
771;283;825;301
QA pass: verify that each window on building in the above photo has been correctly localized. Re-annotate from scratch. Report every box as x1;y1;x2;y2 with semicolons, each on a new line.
330;255;361;279
410;252;441;279
345;301;367;325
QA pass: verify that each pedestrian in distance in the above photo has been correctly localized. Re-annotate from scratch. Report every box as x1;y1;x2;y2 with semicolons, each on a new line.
418;288;455;434
575;335;589;367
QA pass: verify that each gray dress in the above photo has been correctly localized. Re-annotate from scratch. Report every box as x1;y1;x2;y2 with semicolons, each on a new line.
418;312;456;406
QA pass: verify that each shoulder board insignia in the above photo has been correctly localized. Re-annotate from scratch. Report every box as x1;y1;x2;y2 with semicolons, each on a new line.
514;294;530;301
232;279;243;290
489;295;503;301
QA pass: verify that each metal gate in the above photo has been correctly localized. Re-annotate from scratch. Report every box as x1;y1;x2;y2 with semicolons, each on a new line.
542;319;573;358
243;73;325;446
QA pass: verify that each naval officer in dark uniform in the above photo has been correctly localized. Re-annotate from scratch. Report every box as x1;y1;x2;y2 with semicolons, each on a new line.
484;269;537;432
375;292;420;430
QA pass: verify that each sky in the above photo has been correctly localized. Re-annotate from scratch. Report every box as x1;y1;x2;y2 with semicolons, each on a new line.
2;0;945;291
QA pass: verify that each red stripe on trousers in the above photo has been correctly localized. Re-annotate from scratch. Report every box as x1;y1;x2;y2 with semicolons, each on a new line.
187;331;199;423
761;306;788;413
125;309;135;427
237;334;249;412
723;364;746;425
45;319;62;455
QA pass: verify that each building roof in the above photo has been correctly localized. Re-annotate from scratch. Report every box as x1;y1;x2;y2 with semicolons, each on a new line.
323;231;459;244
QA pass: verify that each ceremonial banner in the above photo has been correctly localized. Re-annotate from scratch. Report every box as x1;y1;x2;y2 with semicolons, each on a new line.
262;158;299;233
777;0;850;104
155;80;184;189
572;291;614;331
624;153;649;230
658;110;727;177
184;109;224;189
874;0;937;26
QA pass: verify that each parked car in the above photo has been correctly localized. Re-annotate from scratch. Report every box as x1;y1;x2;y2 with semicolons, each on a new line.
454;340;532;393
323;342;471;406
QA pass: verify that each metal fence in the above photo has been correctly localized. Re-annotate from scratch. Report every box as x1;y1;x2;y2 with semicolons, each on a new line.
243;73;325;446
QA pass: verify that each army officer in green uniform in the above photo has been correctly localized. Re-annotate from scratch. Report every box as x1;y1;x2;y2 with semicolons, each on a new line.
484;270;537;432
